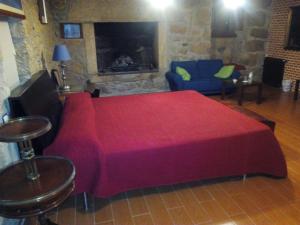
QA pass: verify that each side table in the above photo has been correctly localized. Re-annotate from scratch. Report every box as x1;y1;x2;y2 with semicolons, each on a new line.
294;79;300;101
237;80;263;106
0;116;75;225
0;157;75;225
57;81;100;104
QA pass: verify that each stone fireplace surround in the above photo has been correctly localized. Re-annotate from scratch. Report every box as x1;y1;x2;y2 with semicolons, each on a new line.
80;20;168;96
53;0;213;96
51;0;272;96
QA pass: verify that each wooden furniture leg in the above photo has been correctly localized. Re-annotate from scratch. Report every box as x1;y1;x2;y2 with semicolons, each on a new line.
238;86;244;106
257;83;263;104
221;81;226;100
294;79;300;101
83;192;89;212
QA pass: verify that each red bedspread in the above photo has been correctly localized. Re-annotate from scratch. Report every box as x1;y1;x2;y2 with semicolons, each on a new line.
45;91;287;197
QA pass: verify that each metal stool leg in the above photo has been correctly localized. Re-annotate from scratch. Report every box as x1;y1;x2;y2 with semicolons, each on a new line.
83;192;89;212
243;174;247;183
257;83;263;104
238;86;244;106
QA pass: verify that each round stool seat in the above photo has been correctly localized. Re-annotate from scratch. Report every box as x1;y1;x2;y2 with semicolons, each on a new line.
0;156;75;218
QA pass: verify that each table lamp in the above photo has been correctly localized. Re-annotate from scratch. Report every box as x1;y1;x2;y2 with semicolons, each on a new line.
52;44;71;91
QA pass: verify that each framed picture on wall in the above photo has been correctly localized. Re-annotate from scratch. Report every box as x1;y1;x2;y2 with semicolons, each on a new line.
0;0;25;19
60;23;83;39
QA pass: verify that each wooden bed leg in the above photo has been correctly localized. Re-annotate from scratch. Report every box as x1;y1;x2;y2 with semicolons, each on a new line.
83;192;89;212
243;174;247;183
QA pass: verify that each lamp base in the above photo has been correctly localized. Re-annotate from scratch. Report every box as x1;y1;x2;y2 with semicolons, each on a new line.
59;85;70;91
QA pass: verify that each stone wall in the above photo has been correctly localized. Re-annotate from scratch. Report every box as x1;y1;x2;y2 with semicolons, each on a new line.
12;0;273;96
9;0;58;82
50;0;213;95
267;0;300;85
166;1;212;61
211;0;272;79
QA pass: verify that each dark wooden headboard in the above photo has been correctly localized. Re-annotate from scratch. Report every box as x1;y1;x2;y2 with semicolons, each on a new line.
9;70;63;155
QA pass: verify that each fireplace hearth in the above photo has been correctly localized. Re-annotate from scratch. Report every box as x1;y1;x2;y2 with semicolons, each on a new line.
94;22;158;75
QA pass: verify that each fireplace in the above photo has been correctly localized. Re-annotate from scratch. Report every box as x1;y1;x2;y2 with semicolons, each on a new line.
94;22;159;75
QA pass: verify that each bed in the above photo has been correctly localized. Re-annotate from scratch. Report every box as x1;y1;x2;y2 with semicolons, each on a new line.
44;90;287;198
9;71;287;198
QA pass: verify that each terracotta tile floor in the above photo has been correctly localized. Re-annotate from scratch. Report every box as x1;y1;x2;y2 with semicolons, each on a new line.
26;87;300;225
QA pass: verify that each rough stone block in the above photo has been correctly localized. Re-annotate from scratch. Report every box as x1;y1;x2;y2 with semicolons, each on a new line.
194;8;211;26
191;42;211;54
247;54;259;66
246;40;265;52
247;11;266;27
170;24;187;34
178;48;188;55
250;28;268;39
251;0;272;9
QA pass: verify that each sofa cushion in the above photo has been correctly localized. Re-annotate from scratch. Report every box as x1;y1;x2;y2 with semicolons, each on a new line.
214;65;235;79
176;66;191;81
194;59;223;80
171;61;197;77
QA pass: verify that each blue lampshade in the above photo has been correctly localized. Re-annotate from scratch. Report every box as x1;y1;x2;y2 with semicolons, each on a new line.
52;44;71;61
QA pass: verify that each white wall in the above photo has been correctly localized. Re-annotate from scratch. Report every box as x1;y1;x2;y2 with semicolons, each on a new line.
0;19;21;225
0;19;19;167
0;21;19;88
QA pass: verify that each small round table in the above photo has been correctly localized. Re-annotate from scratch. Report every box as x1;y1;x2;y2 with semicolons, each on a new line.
0;157;75;225
0;116;51;180
0;116;75;225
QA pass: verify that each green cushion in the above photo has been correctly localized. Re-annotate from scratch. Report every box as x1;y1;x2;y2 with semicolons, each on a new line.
176;66;191;81
214;65;235;79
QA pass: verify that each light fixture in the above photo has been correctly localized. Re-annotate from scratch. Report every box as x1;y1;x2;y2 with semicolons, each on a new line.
223;0;245;10
147;0;174;10
52;44;71;91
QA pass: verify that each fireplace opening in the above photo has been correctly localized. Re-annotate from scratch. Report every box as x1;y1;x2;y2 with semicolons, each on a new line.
94;22;159;75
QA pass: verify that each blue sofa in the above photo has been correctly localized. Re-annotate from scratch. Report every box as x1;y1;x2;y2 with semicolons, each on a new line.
166;59;241;95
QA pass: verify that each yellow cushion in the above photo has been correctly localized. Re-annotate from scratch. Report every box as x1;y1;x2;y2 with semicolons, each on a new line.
176;66;191;81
